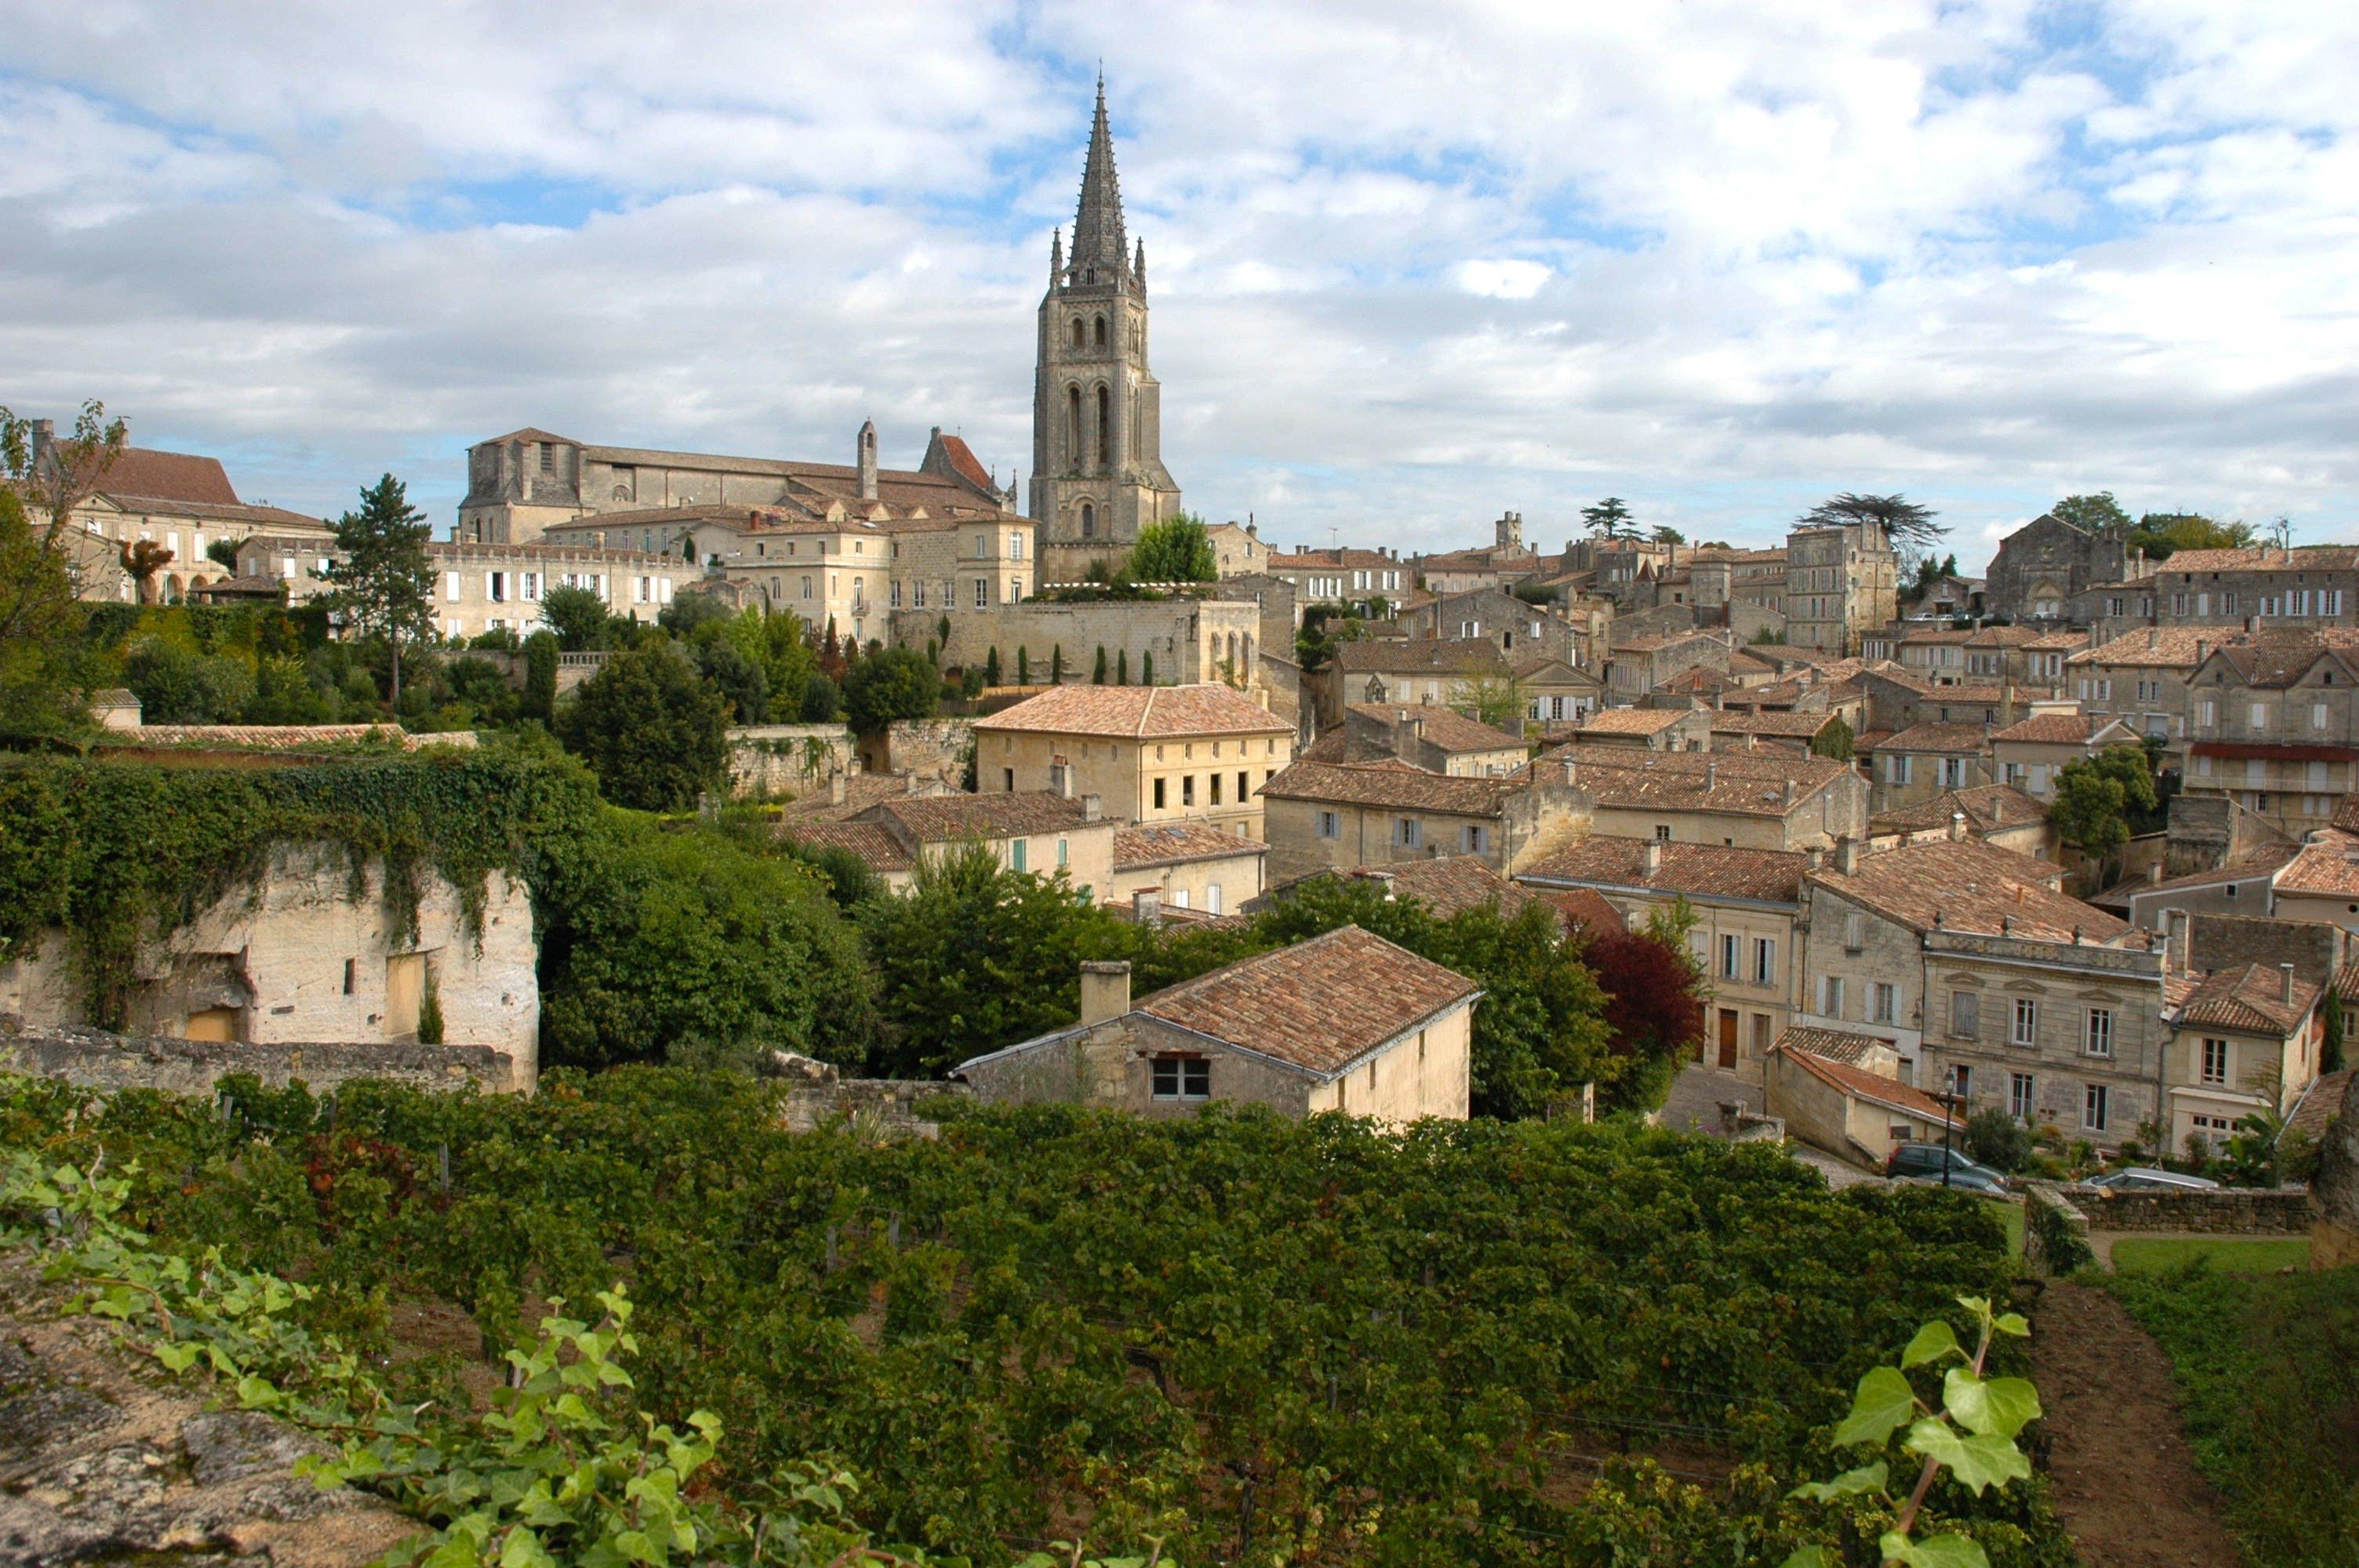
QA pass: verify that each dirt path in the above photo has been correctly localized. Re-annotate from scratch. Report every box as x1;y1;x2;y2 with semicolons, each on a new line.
2030;1279;2243;1568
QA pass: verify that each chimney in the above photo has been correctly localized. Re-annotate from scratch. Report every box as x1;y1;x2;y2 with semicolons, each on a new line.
2196;638;2209;665
1082;792;1102;822
1079;959;1132;1025
1133;890;1161;928
1806;845;1824;872
1706;761;1717;789
1834;836;1860;875
1782;777;1795;806
2166;907;2190;976
829;770;847;807
2283;962;2297;1005
856;419;879;501
1949;810;1968;842
29;418;55;467
1641;839;1663;878
2147;627;2159;650
2001;913;2015;934
2146;858;2164;885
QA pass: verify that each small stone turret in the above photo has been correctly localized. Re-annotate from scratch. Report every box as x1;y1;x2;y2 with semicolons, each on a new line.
856;420;878;501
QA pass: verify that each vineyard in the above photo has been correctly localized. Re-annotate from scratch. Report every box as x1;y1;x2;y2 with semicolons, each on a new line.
0;1067;2072;1566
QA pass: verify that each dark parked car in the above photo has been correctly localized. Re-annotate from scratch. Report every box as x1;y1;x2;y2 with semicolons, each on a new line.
1886;1142;2010;1195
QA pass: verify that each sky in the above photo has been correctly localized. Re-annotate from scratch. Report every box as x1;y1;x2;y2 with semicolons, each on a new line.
1;1;2354;573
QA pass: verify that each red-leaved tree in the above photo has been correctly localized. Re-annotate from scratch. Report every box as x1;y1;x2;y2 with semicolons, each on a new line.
1580;921;1708;1098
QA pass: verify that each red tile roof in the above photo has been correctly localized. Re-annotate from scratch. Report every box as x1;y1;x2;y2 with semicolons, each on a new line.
1346;856;1533;920
1334;638;1509;675
975;683;1292;739
781;821;911;874
1773;1042;1951;1122
2175;962;2320;1034
1809;839;2124;942
1114;821;1269;870
1531;886;1625;935
1261;760;1514;815
871;791;1098;841
1877;722;1991;754
1518;836;1809;902
1134;925;1479;1074
96;446;241;506
1871;783;2049;836
1347;703;1527;754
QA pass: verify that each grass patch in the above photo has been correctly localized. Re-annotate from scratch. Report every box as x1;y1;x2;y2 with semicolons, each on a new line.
2112;1236;2310;1273
2109;1263;2359;1567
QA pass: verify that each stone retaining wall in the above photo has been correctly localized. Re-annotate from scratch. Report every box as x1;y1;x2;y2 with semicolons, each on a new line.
0;1026;523;1096
725;723;855;799
2056;1182;2311;1234
2023;1183;2092;1273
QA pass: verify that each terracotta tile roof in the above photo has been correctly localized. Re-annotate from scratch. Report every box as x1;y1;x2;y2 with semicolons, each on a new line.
929;432;996;492
1991;712;2107;744
2273;829;2359;897
1527;744;1855;817
2108;846;2301;899
1574;707;1692;735
97;723;469;753
2024;630;2090;652
2068;627;2215;668
1877;722;1991;754
1346;856;1533;920
2205;630;2359;689
1531;886;1626;935
1871;784;2049;835
1261;760;1513;815
1133;925;1480;1075
1773;1041;1951;1122
1333;638;1508;675
1114;821;1269;870
1771;1026;1893;1066
1808;839;2125;942
1265;547;1402;571
870;791;1097;842
1511;655;1592;682
1298;728;1349;762
2333;796;2359;835
1610;631;1722;654
1709;710;1836;738
2158;546;2359;573
1346;703;1527;753
2337;956;2359;1000
1518;836;1808;902
93;447;242;506
2288;1069;2354;1142
2176;962;2320;1034
781;821;911;874
774;773;945;824
974;683;1291;740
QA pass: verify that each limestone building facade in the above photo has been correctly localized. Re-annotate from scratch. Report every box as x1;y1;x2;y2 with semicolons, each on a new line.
972;683;1294;838
1783;521;1898;655
1030;84;1182;579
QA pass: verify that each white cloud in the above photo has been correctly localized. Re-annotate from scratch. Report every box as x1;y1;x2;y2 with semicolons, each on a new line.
0;0;2351;569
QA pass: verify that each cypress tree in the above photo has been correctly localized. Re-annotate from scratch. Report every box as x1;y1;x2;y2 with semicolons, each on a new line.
1016;646;1031;685
1140;650;1153;686
1052;644;1065;682
1117;649;1129;685
984;646;1002;687
1093;646;1107;684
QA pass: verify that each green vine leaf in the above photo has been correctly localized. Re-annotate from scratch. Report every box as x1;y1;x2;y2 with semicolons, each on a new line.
1905;1418;2033;1494
1882;1531;1992;1568
1834;1365;1919;1448
1902;1320;1962;1367
1946;1369;2041;1439
1790;1460;1889;1501
1781;1548;1836;1568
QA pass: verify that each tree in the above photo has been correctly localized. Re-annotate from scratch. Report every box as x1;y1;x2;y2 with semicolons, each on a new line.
1446;669;1527;732
2327;988;2345;1074
1128;513;1218;582
121;640;255;723
1141;650;1154;685
521;631;560;721
844;646;939;736
1800;492;1946;558
0;402;125;739
1651;525;1684;551
117;539;175;605
2128;511;2257;561
2049;743;2159;865
206;536;244;571
687;633;768;723
2051;492;2133;533
1093;646;1108;684
1016;646;1030;685
316;474;434;705
1117;649;1129;685
1580;900;1709;1109
799;672;843;722
1962;1107;2035;1172
1811;715;1855;762
1581;497;1634;539
855;843;1130;1076
1051;644;1066;684
984;646;1002;687
539;585;611;652
557;643;730;811
655;589;734;638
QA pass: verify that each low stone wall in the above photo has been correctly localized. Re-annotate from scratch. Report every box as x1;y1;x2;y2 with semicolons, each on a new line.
858;717;975;789
0;1026;523;1096
2057;1182;2312;1235
765;1053;971;1137
2023;1183;2093;1273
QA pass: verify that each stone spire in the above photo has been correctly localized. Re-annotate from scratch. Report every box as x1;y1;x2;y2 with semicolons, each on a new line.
1049;226;1063;284
1069;77;1128;280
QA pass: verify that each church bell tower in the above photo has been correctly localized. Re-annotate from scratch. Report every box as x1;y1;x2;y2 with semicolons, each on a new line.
1030;81;1181;570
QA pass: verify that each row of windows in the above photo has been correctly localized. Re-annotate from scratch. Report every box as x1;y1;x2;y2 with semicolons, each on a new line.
1982;1069;2114;1133
2168;587;2347;618
1945;993;2116;1057
1150;771;1271;810
1817;976;1901;1024
1308;811;1490;855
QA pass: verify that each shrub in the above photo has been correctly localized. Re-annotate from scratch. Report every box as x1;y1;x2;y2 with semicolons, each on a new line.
556;643;729;811
1962;1108;2035;1172
845;647;940;736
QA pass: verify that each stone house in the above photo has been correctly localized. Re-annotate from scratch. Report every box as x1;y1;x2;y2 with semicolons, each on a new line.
972;682;1294;838
2146;546;2359;632
1989;709;2143;801
2166;961;2324;1155
1765;1032;1953;1171
1984;511;2152;625
1796;834;2128;1090
1565;707;1713;752
1515;836;1806;1077
1605;631;1730;704
1784;520;1899;655
1869;785;2057;861
2066;626;2211;757
1321;638;1509;729
1334;703;1530;776
1257;761;1588;882
1705;710;1845;755
1539;745;1871;851
1203;520;1269;578
1401;588;1589;666
1110;821;1269;917
1515;656;1605;728
2180;629;2359;835
0;846;539;1085
1865;723;1992;814
1899;624;2078;690
1687;546;1789;615
2260;827;2359;930
955;927;1480;1122
1262;547;1411;605
2101;847;2306;931
1857;670;2023;735
245;535;696;645
781;790;1116;898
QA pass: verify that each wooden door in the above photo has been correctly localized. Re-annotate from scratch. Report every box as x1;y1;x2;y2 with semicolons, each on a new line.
385;953;425;1039
1717;1009;1739;1070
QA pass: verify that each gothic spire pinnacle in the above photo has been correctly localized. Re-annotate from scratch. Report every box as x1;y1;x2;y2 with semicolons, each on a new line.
1069;79;1127;280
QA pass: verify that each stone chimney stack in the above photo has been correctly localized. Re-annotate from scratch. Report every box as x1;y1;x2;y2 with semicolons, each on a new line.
2284;962;2298;1005
29;418;54;468
1082;792;1102;821
856;419;879;501
2147;859;2165;885
1835;836;1860;875
1079;959;1132;1025
1641;839;1663;878
1133;890;1160;928
829;770;847;807
1807;845;1825;873
1950;811;1968;842
2166;907;2190;976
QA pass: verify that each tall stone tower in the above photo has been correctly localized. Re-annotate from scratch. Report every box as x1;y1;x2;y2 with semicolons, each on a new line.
1030;81;1180;574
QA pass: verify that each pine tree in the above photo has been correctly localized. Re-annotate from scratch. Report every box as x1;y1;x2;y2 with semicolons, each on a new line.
316;473;434;705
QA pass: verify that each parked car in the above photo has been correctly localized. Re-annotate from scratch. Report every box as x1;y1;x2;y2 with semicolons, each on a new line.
2082;1166;2221;1193
1885;1142;2011;1195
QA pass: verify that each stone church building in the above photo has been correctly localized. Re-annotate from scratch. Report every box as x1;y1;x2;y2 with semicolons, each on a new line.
1030;84;1183;583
